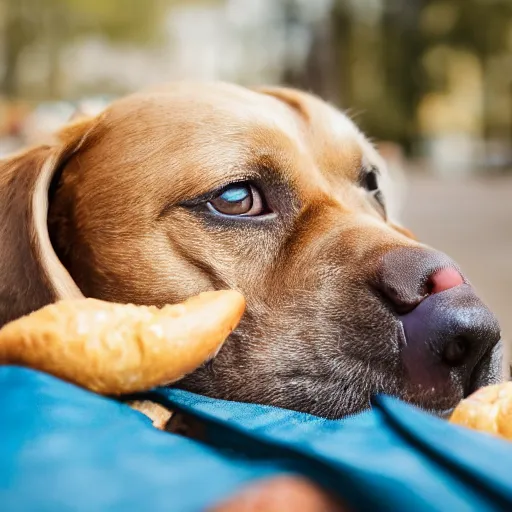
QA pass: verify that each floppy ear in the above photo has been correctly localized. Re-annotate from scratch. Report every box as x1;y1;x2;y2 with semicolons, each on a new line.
0;118;97;327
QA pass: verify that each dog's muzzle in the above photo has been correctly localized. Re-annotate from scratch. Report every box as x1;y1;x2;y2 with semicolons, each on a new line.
376;247;502;399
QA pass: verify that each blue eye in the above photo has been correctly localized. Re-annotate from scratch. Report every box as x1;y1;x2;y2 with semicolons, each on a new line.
219;186;250;203
207;183;266;216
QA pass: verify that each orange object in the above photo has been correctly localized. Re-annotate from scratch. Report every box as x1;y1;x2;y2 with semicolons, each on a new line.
450;382;512;440
0;290;245;395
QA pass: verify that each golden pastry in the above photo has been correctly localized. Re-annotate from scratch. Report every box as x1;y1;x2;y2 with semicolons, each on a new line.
0;290;245;395
450;382;512;440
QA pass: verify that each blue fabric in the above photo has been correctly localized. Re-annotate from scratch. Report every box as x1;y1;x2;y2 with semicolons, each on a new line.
1;366;512;511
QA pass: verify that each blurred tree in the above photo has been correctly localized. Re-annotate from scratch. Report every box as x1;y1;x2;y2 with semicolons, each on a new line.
381;0;512;146
2;0;512;150
0;1;37;98
290;0;512;150
284;0;428;150
0;0;169;99
380;0;428;150
420;0;512;140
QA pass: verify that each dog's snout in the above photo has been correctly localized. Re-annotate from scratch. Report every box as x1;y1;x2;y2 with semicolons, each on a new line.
376;247;464;314
376;247;502;395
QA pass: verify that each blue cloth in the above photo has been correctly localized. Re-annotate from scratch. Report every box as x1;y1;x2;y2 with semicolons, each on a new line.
1;366;512;511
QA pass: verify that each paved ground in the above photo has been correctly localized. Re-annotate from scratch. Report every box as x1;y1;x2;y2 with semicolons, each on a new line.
401;173;512;347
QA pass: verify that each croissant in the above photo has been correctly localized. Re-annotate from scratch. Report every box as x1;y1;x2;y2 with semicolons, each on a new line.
449;382;512;441
0;291;245;395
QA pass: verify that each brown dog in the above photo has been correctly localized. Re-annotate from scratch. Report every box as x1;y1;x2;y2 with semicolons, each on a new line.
0;82;503;418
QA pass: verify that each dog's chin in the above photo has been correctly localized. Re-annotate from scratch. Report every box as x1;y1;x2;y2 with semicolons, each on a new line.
330;377;463;420
178;330;503;421
397;384;463;417
382;345;503;419
312;345;503;421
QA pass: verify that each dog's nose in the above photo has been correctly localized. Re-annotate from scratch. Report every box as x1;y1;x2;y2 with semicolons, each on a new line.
377;248;465;314
376;247;501;391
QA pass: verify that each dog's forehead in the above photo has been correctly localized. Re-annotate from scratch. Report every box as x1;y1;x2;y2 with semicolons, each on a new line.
278;89;386;177
108;82;374;157
112;82;301;129
98;83;385;199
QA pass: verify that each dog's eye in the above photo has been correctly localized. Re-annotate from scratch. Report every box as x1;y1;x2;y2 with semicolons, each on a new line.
360;167;386;218
207;183;265;216
362;169;379;192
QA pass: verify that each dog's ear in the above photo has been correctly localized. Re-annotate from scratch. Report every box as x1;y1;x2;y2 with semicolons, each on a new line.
0;117;98;327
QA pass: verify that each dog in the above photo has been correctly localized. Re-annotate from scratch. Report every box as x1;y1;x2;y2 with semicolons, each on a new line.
0;82;503;419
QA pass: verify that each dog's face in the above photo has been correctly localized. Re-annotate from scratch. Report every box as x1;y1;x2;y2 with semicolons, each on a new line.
0;83;503;418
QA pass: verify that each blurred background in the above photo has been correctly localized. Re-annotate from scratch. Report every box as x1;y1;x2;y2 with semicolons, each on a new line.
0;0;510;342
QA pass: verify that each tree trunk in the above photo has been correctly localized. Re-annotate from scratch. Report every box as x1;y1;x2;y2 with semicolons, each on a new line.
1;0;25;98
46;4;64;99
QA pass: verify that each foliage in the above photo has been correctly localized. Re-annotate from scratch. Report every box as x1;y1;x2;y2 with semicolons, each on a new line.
301;0;512;148
0;0;169;98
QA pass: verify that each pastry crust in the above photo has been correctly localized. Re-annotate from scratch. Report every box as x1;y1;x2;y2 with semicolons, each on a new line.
129;400;174;430
450;382;512;440
0;290;245;395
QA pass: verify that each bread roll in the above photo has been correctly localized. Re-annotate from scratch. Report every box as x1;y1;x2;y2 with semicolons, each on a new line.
0;291;245;395
449;382;512;440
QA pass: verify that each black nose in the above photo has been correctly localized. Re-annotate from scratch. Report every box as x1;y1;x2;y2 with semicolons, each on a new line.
376;247;502;391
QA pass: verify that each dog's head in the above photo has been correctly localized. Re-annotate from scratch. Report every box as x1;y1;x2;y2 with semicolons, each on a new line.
0;82;503;417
